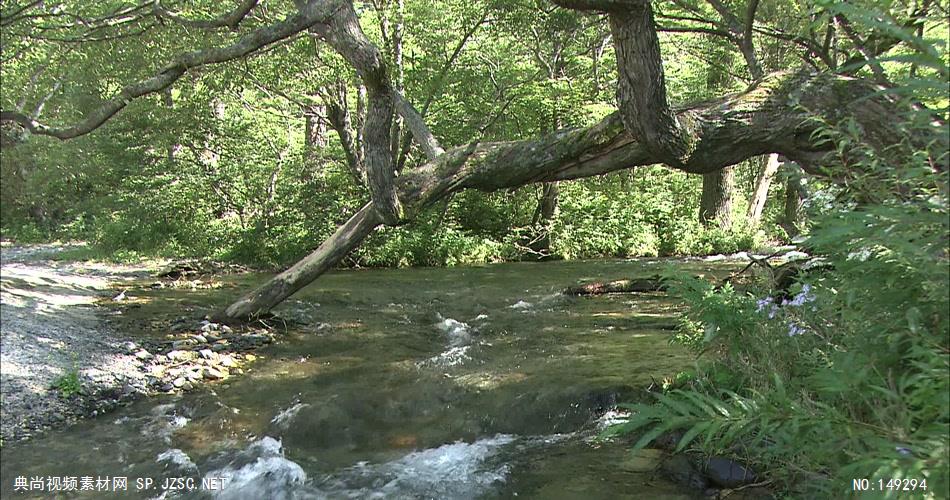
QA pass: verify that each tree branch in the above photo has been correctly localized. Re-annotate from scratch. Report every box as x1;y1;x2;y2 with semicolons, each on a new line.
152;0;259;30
1;2;340;139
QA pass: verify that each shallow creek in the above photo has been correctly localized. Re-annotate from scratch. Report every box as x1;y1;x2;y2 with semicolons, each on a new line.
1;258;737;499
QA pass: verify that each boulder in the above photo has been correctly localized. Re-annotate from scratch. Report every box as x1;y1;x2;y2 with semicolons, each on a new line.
660;455;708;491
704;456;757;488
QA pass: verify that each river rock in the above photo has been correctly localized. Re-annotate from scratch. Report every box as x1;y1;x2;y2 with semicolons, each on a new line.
219;355;237;368
211;343;229;352
134;349;153;360
193;334;208;344
198;349;215;360
171;339;196;350
180;381;194;391
704;456;757;488
167;350;196;361
172;377;187;388
203;367;227;380
660;455;708;491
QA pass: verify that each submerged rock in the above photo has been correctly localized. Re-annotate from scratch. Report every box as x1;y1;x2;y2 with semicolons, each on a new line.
660;454;708;491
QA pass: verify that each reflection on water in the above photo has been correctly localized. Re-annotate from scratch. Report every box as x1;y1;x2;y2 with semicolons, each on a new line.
1;258;736;499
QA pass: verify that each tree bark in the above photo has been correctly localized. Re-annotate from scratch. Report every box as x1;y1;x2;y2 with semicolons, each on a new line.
781;163;807;237
699;166;735;229
747;153;782;225
303;103;328;167
217;203;384;321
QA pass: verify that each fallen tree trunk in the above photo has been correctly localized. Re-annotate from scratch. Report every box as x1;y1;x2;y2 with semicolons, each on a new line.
215;70;943;322
564;277;666;295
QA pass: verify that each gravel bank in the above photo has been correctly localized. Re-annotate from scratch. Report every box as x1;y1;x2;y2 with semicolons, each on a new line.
0;243;160;442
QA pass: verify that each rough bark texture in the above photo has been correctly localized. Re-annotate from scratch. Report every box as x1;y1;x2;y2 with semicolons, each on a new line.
310;2;402;224
747;153;782;225
217;203;383;321
699;166;735;229
781;164;807;237
609;5;691;164
304;104;328;165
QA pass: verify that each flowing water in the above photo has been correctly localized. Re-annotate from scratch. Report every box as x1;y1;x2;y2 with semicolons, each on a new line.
1;258;737;499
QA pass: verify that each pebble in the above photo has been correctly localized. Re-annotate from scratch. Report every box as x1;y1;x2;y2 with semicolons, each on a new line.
134;350;152;360
167;350;196;361
193;334;208;344
211;344;228;352
172;377;187;388
198;349;215;360
171;339;195;350
203;367;227;380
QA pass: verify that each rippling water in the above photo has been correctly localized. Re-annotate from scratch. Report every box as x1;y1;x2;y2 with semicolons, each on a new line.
1;258;737;499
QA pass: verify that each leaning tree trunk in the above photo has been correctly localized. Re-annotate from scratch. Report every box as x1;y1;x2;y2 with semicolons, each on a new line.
3;2;941;323
216;203;383;321
747;153;782;226
699;166;735;229
211;67;941;322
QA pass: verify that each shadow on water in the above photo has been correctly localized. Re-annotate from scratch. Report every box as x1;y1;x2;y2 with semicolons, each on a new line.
1;258;738;499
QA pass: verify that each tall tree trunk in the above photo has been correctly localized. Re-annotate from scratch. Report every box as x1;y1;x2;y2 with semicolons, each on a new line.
781;164;807;237
530;182;559;257
303;103;328;168
699;166;735;229
747;153;782;225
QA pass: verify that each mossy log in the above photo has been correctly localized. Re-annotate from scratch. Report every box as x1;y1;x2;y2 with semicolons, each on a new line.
564;276;666;295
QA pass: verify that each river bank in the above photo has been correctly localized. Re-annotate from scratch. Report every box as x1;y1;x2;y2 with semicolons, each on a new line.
0;243;269;443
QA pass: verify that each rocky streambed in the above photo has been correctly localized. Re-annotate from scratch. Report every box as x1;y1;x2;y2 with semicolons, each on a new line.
0;243;272;443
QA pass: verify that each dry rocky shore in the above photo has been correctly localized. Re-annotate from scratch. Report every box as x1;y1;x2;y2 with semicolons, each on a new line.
0;243;271;443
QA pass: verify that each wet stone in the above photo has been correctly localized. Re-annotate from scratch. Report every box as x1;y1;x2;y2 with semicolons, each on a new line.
193;334;208;344
172;377;187;388
203;367;227;380
661;455;708;491
172;339;196;350
620;449;664;473
704;456;757;488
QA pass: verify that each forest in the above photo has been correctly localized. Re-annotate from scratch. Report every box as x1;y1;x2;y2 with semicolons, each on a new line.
0;0;947;498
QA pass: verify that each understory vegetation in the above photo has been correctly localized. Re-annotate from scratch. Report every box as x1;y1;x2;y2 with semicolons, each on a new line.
1;0;800;267
610;5;949;497
1;0;947;497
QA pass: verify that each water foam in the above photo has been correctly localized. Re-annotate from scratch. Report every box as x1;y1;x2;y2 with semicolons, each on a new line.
318;434;515;499
206;437;307;500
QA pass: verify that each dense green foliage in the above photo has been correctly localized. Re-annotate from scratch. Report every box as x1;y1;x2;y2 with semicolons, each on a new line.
1;1;947;496
608;4;950;497
1;0;802;266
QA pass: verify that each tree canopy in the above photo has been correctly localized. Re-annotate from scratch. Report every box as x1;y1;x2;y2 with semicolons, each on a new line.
1;0;947;320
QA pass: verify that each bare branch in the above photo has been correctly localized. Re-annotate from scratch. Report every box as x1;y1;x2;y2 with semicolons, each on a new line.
1;2;341;139
152;0;259;30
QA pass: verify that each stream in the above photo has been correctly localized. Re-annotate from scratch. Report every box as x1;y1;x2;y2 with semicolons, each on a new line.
1;258;736;499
